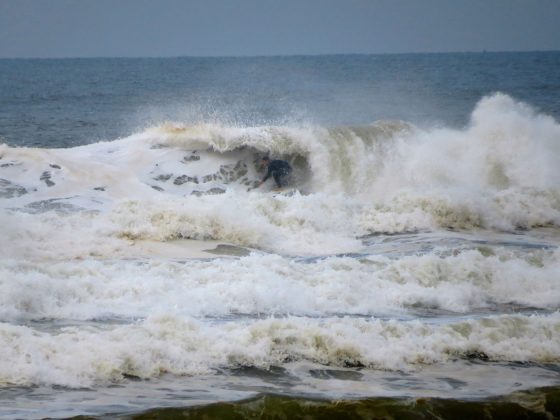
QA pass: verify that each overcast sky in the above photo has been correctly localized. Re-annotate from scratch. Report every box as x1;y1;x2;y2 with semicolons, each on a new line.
1;0;559;58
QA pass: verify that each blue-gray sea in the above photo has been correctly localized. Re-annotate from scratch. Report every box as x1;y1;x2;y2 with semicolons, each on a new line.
1;52;560;419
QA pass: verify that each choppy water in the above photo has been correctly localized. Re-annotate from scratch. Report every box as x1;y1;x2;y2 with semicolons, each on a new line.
0;53;559;419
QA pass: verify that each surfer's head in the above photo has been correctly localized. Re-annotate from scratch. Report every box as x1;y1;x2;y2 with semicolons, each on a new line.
260;156;270;169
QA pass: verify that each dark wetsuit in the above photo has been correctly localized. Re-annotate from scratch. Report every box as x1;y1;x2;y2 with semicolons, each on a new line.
262;160;293;188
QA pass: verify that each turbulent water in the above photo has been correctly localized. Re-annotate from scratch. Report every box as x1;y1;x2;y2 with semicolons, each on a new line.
0;53;559;419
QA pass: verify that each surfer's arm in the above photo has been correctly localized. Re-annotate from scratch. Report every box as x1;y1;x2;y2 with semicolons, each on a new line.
261;166;273;183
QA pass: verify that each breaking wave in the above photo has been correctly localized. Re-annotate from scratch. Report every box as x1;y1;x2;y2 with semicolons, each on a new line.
1;312;559;387
1;93;559;256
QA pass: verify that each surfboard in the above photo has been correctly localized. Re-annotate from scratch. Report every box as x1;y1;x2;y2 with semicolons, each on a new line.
271;187;299;197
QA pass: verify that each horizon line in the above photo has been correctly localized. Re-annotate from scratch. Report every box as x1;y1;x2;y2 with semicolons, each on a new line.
1;49;559;60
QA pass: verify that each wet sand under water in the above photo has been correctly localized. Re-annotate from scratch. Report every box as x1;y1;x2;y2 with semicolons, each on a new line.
79;386;560;419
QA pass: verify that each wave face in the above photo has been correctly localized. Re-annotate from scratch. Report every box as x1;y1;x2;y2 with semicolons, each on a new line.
1;93;560;418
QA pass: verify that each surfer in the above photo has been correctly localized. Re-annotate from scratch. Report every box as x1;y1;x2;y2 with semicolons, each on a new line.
256;156;293;189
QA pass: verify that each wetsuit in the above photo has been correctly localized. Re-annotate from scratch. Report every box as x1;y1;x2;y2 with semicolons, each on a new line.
262;160;293;188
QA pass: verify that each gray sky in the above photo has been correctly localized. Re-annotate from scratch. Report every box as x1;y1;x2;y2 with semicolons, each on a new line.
1;0;559;58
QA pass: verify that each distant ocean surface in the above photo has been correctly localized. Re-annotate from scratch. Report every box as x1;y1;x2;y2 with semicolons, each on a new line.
1;52;560;419
2;52;560;148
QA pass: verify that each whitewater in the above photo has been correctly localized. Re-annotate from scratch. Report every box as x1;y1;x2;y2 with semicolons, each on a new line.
1;54;560;418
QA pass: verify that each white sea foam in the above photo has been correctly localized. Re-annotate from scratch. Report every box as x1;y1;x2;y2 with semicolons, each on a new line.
1;248;559;322
1;313;558;387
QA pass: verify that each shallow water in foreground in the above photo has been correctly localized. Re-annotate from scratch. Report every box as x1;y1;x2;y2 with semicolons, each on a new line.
115;388;560;420
2;378;560;419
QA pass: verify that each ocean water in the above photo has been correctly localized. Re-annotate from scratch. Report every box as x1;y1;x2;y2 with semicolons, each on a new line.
0;52;560;419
